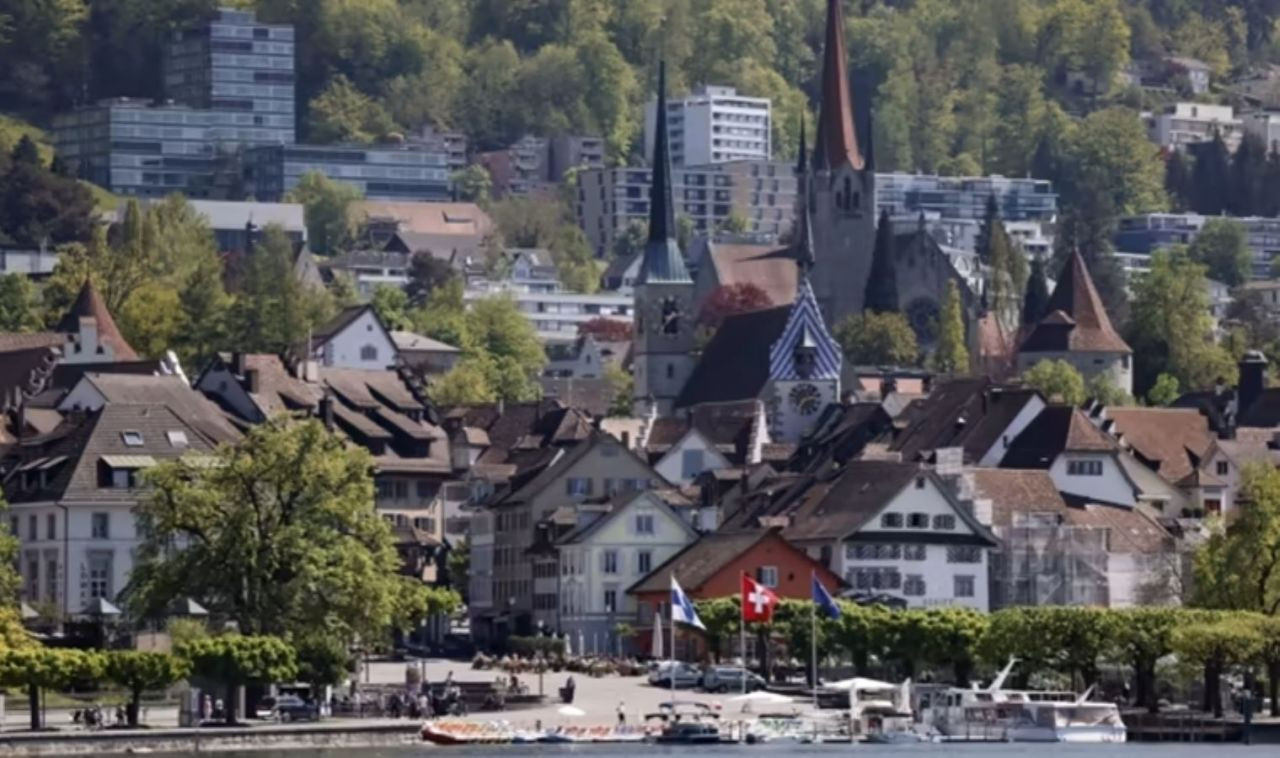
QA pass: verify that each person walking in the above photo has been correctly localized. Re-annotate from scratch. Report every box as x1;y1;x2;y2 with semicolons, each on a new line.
617;700;626;725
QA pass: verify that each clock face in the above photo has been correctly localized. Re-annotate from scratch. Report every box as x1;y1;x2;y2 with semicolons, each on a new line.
788;383;823;416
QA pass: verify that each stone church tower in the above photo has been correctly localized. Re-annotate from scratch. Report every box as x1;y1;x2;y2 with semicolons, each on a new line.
633;63;696;416
810;0;877;325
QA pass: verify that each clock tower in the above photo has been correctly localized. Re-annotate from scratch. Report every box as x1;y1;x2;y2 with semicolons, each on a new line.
633;62;696;416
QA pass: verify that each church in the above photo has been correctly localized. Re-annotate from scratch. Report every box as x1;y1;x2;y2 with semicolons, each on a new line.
633;0;981;443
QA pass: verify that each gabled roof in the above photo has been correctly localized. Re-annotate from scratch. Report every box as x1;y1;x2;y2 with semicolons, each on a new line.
1104;407;1214;484
54;281;138;361
675;306;791;409
601;252;640;286
1000;405;1118;469
768;278;841;381
1020;252;1130;354
625;530;775;595
647;400;763;464
539;377;615;418
558;490;698;547
71;373;241;444
390;330;459;353
813;0;864;172
312;305;375;344
493;430;655;507
886;379;1042;464
703;243;796;306
354;201;493;237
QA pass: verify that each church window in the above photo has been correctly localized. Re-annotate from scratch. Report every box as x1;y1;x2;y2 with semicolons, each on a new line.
793;345;816;379
660;297;681;336
842;177;853;212
852;191;861;210
666;363;675;380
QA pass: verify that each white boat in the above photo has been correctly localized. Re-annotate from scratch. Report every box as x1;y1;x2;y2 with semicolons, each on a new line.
917;660;1127;744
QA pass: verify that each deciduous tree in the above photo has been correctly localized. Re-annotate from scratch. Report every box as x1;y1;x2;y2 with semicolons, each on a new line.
834;311;920;367
1022;359;1086;405
286;172;360;256
1189;218;1252;288
177;635;297;725
0;648;103;730
104;651;190;727
697;284;773;331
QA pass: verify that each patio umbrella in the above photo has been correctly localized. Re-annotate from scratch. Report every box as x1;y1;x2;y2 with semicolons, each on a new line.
728;691;793;704
577;629;585;658
825;676;895;692
651;611;664;659
564;632;574;657
557;705;585;717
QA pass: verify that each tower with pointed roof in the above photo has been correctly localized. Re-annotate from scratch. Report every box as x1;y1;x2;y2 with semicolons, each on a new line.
633;63;697;416
1017;251;1133;393
810;0;876;324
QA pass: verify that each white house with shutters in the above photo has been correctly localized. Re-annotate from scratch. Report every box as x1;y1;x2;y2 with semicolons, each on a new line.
556;491;698;653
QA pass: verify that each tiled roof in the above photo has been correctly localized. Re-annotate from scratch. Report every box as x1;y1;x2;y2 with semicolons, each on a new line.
312;305;372;343
354;201;493;237
1001;405;1118;469
627;531;769;594
539;377;615;418
0;333;64;352
704;243;797;307
1105;407;1214;484
77;373;241;444
647;400;761;462
54;281;138;361
391;330;459;353
1020;252;1130;355
675;306;791;408
886;379;1041;463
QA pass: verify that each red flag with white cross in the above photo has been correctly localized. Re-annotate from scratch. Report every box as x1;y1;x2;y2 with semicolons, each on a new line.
741;573;779;623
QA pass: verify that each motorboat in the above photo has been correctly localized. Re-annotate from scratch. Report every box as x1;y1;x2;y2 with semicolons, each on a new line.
655;720;722;744
646;700;723;744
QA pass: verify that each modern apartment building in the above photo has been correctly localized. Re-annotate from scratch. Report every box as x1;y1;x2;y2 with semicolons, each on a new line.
246;144;451;201
1147;102;1242;152
1115;212;1280;277
576;160;797;257
163;6;296;144
479;135;605;196
410;126;469;172
876;173;1058;223
645;85;771;166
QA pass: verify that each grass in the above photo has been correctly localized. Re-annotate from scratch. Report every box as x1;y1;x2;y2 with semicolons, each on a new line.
5;690;178;710
0;112;119;214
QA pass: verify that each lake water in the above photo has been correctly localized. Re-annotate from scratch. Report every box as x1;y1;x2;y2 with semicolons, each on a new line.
168;745;1255;757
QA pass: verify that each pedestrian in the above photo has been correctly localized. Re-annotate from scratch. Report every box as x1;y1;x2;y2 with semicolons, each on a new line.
617;700;626;725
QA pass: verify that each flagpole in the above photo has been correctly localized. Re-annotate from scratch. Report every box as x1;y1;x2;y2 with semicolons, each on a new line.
670;573;676;703
740;574;747;697
811;573;818;711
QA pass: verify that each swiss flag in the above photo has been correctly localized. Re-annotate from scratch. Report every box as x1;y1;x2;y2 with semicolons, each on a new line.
741;573;779;623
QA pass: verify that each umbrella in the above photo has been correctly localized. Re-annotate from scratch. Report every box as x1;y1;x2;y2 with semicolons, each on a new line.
564;632;574;657
826;676;895;692
651;611;664;659
728;691;793;704
558;705;585;717
577;629;585;658
19;602;38;621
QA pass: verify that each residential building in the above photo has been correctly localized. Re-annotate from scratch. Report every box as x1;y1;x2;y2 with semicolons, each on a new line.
1244;110;1280;153
1174;351;1280;437
545;334;631;379
538;377;618;418
1018;252;1134;394
1115;213;1280;274
1099;407;1215;490
1001;405;1140;508
645;85;772;167
153;199;305;254
1147;102;1242;151
391;331;460;376
876;174;1058;223
247;143;451;201
0;246;60;279
643;400;770;486
1165;57;1212;95
465;286;632;345
323;251;414;298
163;6;296;143
409;126;469;172
899;214;1054;259
305;305;399;370
480;135;605;196
628;530;842;658
557;490;699;653
600;253;641;296
882;379;1047;467
575;160;797;257
358;201;494;265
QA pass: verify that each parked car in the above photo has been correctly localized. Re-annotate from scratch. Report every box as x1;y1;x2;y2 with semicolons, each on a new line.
700;666;767;693
270;694;319;722
648;662;703;688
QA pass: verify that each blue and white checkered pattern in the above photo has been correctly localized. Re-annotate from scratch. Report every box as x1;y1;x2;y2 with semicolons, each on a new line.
670;576;705;630
768;277;843;381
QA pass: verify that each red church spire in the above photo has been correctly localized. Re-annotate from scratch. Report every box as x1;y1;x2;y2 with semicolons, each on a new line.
813;0;864;172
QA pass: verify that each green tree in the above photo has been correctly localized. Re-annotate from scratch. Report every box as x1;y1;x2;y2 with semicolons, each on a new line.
0;648;103;730
370;284;411;331
286;171;361;256
1190;132;1231;216
1147;373;1180;407
864;209;898;314
177;635;297;725
1172;614;1263;717
934;280;969;375
604;364;634;417
130;419;458;655
308;74;398;144
1165;149;1192;212
0;136;95;247
0;494;21;604
834;311;920;367
1188;218;1252;288
0;272;40;331
694;597;741;663
452;164;492;205
428;358;498;405
1021;256;1050;326
293;634;352;699
1110;607;1178;712
1022;359;1087;405
1061;107;1167;219
405;254;458;308
1229;132;1268;217
1087;373;1131;406
104;651;190;727
231;225;333;355
465;296;547;400
1192;464;1280;615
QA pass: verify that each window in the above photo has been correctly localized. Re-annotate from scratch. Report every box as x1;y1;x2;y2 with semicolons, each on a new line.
566;478;592;496
903;575;926;596
757;565;779;587
1217;461;1229;476
360;345;378;361
638;551;652;574
1066;459;1103;476
27;516;37;541
166;430;189;447
907;513;929;529
87;551;113;599
46;514;55;541
933;515;956;530
915;476;926;489
635;514;655;535
45;558;57;604
376;481;394;499
681;449;705;480
954;575;975;598
881;513;903;528
603;550;619;574
417;481;434;499
947;546;983;564
904;544;927;561
25;555;37;600
393;481;408;499
8;517;16;538
848;568;901;590
121;430;144;447
91;513;110;540
603;588;617;612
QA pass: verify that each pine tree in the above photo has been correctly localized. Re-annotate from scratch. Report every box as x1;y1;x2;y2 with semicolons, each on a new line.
864;209;898;313
976;194;999;264
935;280;969;375
1164;150;1192;212
1230;133;1267;217
1022;256;1050;326
1265;148;1280;217
1189;132;1230;215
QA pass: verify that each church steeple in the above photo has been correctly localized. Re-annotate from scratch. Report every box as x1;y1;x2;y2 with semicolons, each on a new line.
813;0;864;173
640;61;690;284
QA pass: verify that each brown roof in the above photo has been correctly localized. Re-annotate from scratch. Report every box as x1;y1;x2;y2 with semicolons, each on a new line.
1105;408;1214;484
76;373;241;443
886;379;1042;464
971;468;1172;555
539;377;615;418
1020;252;1130;355
814;0;864;171
54;281;138;361
627;531;768;594
354;201;493;237
1001;405;1118;468
0;333;65;352
704;243;797;306
646;400;762;463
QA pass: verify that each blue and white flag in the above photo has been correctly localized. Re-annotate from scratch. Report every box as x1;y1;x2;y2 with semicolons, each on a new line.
670;576;705;630
812;572;842;620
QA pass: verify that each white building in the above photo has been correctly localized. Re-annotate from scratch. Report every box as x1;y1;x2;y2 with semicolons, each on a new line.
556;491;699;647
1001;405;1139;508
1147;102;1242;151
465;287;633;345
1243;110;1280;153
307;305;400;370
645;85;771;167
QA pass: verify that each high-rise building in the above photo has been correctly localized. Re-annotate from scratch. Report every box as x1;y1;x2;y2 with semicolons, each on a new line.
576;160;797;257
645;85;771;167
876;173;1058;223
246;144;451;201
164;7;296;143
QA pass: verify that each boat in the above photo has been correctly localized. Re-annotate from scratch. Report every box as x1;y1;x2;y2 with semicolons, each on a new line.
645;700;724;744
917;660;1127;744
655;720;722;744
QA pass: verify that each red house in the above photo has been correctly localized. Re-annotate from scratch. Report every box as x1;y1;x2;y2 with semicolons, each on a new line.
627;528;844;659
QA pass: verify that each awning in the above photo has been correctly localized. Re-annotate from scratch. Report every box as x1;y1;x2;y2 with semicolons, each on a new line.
100;455;157;469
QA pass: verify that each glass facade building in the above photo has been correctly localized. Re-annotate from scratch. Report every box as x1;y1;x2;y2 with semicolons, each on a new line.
876;173;1058;222
247;144;452;201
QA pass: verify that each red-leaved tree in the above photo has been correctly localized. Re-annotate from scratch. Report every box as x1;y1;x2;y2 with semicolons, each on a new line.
578;317;633;341
698;283;773;330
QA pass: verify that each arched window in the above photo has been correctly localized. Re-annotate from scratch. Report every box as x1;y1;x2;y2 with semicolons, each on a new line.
666;363;675;379
360;345;378;362
842;177;853;212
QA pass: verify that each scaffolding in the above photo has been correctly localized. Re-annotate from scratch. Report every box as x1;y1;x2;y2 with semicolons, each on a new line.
990;514;1113;608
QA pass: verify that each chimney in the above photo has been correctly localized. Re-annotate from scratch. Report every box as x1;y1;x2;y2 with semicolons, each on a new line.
234;353;248;376
319;391;335;431
245;368;260;394
1238;350;1267;417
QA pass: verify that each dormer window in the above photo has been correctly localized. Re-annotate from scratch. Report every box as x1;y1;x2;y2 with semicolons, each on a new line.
166;431;189;448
